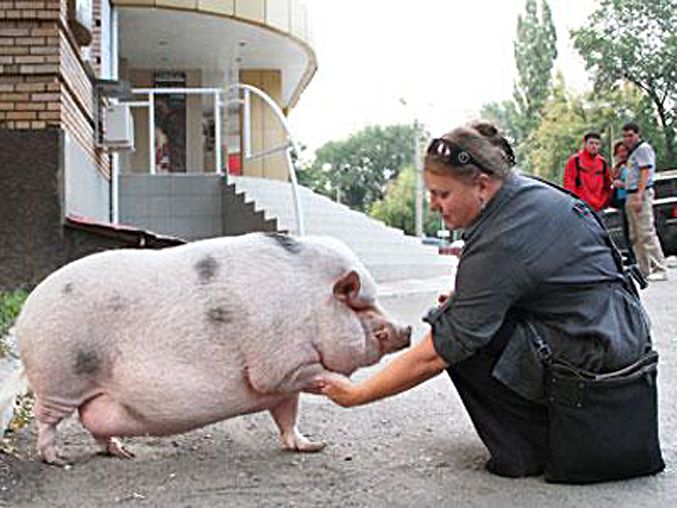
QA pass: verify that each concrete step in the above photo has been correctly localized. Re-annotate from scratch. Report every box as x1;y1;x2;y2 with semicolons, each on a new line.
229;176;454;283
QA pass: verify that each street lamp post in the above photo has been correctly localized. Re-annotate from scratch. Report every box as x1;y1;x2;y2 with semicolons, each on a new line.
414;120;424;237
399;98;427;238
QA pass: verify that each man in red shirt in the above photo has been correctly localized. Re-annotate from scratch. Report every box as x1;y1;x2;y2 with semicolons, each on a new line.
563;131;612;211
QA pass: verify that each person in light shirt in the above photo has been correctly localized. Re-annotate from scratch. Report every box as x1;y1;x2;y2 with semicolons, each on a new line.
622;122;668;282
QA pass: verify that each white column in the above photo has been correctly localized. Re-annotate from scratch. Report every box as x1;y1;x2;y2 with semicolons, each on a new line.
111;5;120;223
148;92;155;175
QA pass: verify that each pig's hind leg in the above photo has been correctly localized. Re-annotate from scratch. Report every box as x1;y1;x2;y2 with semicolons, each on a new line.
269;395;326;453
78;394;143;459
34;397;76;465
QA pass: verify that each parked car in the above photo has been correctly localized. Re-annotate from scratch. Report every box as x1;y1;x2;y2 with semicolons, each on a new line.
421;229;464;256
602;169;677;256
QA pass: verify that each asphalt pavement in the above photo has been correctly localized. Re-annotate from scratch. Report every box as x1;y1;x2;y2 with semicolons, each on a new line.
0;265;675;507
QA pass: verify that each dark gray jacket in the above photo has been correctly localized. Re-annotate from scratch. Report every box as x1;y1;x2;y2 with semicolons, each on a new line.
424;174;651;402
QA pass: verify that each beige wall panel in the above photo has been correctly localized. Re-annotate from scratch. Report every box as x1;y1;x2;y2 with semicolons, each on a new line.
155;0;198;9
235;0;265;23
261;70;285;179
119;58;130;81
240;69;286;180
198;0;235;16
289;0;307;40
241;69;262;177
128;69;153;172
113;0;156;6
129;69;154;87
266;0;291;32
130;106;150;173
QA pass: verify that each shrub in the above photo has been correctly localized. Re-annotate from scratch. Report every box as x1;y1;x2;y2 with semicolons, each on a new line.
0;289;31;438
0;290;27;358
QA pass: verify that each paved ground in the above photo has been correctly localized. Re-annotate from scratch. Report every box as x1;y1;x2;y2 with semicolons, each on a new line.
0;267;675;507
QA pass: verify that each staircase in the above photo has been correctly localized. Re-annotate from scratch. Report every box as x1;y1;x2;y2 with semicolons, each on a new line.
228;176;456;282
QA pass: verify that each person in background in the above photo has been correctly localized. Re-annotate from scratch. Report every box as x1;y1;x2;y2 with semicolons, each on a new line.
622;122;668;282
611;140;636;266
563;131;612;211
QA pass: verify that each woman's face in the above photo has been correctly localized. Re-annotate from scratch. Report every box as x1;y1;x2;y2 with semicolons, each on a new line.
424;170;485;230
614;144;628;163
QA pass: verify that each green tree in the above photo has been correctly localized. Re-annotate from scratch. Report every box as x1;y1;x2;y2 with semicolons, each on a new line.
481;0;557;171
369;166;440;237
526;76;666;181
571;0;677;166
524;76;587;181
306;123;423;212
513;0;558;139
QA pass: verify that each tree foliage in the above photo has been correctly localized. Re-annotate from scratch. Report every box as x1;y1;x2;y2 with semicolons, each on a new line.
299;123;423;212
481;0;557;171
513;0;558;139
526;76;666;182
571;0;677;165
369;166;441;237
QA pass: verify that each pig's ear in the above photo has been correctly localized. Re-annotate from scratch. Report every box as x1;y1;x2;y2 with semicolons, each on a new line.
333;270;361;304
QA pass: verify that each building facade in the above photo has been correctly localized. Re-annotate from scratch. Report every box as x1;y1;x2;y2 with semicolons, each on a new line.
0;0;317;289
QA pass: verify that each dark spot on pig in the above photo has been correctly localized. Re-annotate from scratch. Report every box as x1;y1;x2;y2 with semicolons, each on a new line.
63;283;74;294
74;349;102;376
109;294;127;312
266;233;302;254
206;306;233;325
195;255;219;283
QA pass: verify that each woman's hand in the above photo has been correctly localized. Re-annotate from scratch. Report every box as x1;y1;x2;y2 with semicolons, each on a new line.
315;373;364;408
315;333;448;409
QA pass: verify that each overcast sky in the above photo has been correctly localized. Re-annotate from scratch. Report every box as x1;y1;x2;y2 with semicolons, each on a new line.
288;0;596;156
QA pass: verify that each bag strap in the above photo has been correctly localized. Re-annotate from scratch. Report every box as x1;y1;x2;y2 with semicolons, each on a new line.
574;155;582;187
527;175;647;291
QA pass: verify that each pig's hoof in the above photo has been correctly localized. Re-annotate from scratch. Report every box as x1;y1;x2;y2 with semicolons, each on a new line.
283;434;326;453
42;452;70;468
101;437;135;459
294;440;326;453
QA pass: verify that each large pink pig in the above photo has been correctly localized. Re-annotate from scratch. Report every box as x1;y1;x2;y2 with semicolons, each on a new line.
6;233;411;464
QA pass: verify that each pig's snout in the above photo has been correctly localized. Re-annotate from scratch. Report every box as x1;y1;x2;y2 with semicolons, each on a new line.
399;325;412;349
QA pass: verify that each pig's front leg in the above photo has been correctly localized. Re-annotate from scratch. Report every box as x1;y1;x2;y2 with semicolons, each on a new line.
269;395;325;452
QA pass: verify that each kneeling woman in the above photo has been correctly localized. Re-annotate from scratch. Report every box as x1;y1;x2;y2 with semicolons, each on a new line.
317;122;653;478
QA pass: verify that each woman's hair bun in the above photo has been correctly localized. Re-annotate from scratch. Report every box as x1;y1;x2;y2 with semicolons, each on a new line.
471;121;499;138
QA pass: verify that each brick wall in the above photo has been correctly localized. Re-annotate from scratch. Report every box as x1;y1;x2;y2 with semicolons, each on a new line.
0;1;62;129
0;0;109;176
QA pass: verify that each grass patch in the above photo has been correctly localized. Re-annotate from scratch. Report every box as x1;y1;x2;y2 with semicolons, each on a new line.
0;289;28;357
1;289;32;438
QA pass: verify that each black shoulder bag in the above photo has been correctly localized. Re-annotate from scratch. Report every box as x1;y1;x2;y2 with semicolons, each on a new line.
526;177;664;483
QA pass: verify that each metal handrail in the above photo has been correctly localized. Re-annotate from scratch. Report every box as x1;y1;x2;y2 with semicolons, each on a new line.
127;84;305;236
227;83;305;236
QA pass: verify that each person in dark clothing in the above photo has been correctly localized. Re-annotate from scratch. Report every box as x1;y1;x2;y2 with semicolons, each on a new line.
315;121;652;478
563;131;613;211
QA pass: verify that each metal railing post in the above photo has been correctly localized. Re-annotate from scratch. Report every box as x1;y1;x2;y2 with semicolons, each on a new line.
285;147;305;236
214;90;222;175
148;91;155;175
227;83;306;236
243;88;251;159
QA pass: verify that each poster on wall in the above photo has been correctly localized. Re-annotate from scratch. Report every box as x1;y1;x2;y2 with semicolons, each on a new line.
153;71;186;173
